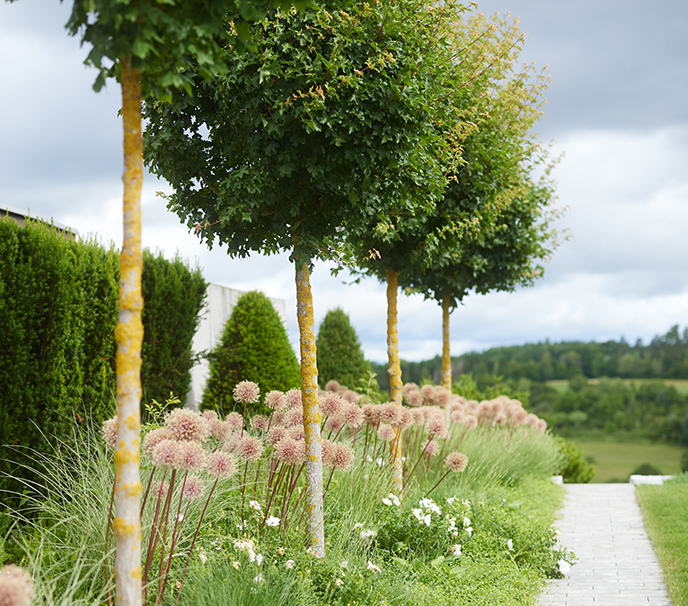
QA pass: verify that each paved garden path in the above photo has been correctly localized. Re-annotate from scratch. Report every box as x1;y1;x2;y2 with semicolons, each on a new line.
538;484;672;606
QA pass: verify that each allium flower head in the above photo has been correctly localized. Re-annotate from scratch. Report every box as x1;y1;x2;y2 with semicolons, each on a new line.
379;403;402;426
265;390;287;410
250;415;269;432
222;432;240;453
330;443;355;471
325;379;341;392
420;384;436;404
444;451;468;473
207;451;237;478
235;435;264;461
366;561;381;573
102;416;118;448
226;412;244;431
321;439;334;465
201;410;218;421
320;391;344;417
376;423;395;442
287;425;305;441
426;417;448;439
463;415;478;430
274;437;306;466
266;426;287;447
183;475;205;500
152;480;169;499
177;440;206;472
362;404;380;427
151;439;182;469
411;409;425;426
142;427;173;458
405;389;423;407
536;418;547;433
233;381;260;404
342;389;361;404
423;439;440;456
285;388;302;409
0;564;34;606
210;418;232;441
342;402;364;428
324;415;345;433
285;408;304;427
270;410;286;426
435;386;451;406
450;410;465;423
165;408;211;442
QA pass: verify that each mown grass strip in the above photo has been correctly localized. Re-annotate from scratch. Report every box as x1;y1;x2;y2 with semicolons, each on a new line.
636;476;688;606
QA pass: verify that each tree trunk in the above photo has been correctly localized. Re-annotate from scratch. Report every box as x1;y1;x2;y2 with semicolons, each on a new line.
386;270;403;494
295;261;325;557
114;56;143;606
442;295;452;390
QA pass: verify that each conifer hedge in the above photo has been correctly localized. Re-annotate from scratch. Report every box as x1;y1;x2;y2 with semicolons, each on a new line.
0;217;206;497
316;308;371;389
201;291;301;416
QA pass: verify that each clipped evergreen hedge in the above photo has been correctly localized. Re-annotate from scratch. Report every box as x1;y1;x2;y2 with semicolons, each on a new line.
201;291;301;416
316;307;371;389
0;217;206;498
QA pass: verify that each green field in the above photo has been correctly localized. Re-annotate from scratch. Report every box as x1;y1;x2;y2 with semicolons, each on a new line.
573;440;687;483
546;378;688;395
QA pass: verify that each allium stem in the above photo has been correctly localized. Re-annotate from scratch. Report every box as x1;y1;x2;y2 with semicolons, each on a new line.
403;439;432;493
176;477;219;605
143;468;167;601
140;466;157;517
425;470;450;498
264;462;288;524
104;477;116;606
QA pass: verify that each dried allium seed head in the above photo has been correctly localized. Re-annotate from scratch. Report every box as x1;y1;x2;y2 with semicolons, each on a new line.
426;417;448;439
362;404;380;427
405;390;423;407
450;410;465;424
233;381;260;404
152;480;169;499
236;435;264;461
435;387;451;406
379;403;402;426
274;437;305;466
0;564;34;606
420;384;436;403
495;412;508;426
536;418;547;433
342;389;361;404
151;439;182;469
285;389;302;409
285;408;304;427
222;432;240;453
177;440;206;472
402;382;419;398
102;417;118;448
266;426;287;447
210;419;232;441
183;475;206;500
165;408;211;442
411;409;426;426
525;413;539;428
342;402;365;429
325;379;341;392
287;425;305;442
509;407;528;427
226;412;244;431
377;423;395;442
331;443;355;471
320;391;344;417
463;415;478;430
143;427;173;458
324;415;345;433
270;410;286;426
250;415;269;432
201;410;218;421
424;439;440;456
321;439;334;465
265;390;287;410
207;451;237;478
444;451;468;473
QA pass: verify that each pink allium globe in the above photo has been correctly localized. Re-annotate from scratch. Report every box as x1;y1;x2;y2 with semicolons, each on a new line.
183;475;206;500
331;443;355;471
165;408;211;442
320;391;344;417
177;440;207;472
266;426;287;447
265;390;287;411
444;451;468;473
102;416;118;448
274;437;306;466
342;402;364;429
250;415;269;432
207;451;237;478
233;381;260;404
225;412;244;431
324;379;341;392
377;423;395;442
151;439;182;469
235;435;264;461
285;388;302;409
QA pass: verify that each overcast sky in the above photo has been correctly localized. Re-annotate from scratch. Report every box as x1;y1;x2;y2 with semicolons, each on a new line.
1;1;687;363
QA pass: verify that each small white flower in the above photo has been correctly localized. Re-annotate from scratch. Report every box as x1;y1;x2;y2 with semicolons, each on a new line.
249;500;262;511
253;573;264;583
419;498;441;514
231;560;240;569
364;474;369;480
367;560;381;573
266;516;280;527
388;493;401;506
466;527;473;537
285;559;295;569
450;544;462;556
463;516;471;527
340;560;348;569
558;559;571;575
335;578;344;586
177;513;185;522
382;497;393;506
446;497;456;505
376;457;384;466
367;455;373;462
360;529;377;539
198;552;208;564
255;553;263;565
507;539;513;551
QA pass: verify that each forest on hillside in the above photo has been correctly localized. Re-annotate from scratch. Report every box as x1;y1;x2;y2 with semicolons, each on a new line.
370;325;688;444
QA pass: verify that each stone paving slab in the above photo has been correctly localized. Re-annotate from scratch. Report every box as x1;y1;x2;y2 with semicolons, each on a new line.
538;484;673;606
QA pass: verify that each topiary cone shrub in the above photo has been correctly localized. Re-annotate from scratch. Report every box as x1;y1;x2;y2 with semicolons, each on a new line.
201;291;300;416
316;307;371;390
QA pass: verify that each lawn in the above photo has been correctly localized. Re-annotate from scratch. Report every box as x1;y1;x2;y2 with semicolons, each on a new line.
572;440;686;483
546;378;688;395
636;476;688;606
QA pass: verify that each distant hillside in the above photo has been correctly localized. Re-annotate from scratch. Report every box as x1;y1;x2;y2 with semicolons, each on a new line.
371;325;688;392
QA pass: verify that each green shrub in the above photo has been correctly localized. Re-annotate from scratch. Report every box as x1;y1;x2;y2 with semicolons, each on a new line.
681;451;688;473
631;463;663;476
316;308;371;389
555;437;595;483
201;291;301;415
0;218;206;500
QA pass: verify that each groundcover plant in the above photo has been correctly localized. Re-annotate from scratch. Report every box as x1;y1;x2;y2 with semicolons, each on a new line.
0;381;572;606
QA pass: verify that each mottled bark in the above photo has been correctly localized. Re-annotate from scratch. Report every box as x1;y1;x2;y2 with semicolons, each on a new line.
295;261;325;557
442;295;452;390
387;270;403;494
113;56;143;606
